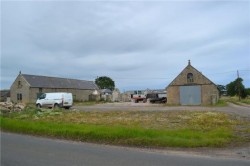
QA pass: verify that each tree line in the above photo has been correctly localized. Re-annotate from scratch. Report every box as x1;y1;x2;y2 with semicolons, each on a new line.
217;77;250;99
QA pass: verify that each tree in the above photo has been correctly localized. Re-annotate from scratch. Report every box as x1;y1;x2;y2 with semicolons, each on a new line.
95;76;115;91
226;78;247;99
246;88;250;96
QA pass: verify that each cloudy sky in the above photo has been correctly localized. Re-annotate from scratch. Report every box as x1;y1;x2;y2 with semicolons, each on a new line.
1;0;250;91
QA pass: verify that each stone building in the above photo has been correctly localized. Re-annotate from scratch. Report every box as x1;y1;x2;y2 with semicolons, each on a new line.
166;61;219;105
112;88;121;102
0;90;10;102
10;72;99;103
100;89;112;101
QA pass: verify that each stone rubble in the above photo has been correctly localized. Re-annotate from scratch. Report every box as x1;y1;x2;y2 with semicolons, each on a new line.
0;102;25;112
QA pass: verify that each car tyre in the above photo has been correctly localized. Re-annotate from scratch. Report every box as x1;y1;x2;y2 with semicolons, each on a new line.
54;103;59;109
36;104;41;108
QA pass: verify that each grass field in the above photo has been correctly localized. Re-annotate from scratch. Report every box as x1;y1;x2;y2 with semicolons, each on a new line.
222;96;250;105
1;106;249;148
228;96;250;105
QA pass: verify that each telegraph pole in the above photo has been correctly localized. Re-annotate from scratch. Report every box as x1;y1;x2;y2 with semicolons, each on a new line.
237;70;241;101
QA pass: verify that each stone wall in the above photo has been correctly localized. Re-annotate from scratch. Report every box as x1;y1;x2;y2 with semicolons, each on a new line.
201;84;219;105
166;86;179;105
29;88;94;103
112;89;121;102
170;65;212;86
10;74;30;103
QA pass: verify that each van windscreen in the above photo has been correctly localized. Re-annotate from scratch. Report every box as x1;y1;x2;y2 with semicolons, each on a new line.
39;94;46;99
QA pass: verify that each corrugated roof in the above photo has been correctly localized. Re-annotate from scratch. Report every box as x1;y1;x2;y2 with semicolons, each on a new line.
22;74;98;90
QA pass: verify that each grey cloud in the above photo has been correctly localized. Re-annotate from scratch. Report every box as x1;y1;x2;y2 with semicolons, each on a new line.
1;1;250;90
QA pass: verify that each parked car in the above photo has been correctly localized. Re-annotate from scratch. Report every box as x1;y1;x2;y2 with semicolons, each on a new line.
36;92;73;109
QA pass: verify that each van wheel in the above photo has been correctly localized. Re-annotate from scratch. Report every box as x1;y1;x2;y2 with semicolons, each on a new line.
54;104;59;109
36;104;41;108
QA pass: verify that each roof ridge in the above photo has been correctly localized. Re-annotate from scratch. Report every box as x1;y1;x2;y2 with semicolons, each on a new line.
22;73;92;82
21;73;98;90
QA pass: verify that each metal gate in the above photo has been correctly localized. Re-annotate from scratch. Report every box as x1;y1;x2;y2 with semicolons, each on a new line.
180;85;201;105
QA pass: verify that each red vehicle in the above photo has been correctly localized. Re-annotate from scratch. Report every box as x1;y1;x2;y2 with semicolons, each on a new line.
131;90;146;103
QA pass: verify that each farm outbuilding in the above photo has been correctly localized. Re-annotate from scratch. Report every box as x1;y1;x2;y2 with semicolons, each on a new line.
10;72;99;103
166;61;219;105
0;90;10;102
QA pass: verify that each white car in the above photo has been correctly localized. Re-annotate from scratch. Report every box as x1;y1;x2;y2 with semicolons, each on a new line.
36;92;73;109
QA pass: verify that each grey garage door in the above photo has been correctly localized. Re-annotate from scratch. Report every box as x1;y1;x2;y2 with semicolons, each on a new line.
180;85;201;105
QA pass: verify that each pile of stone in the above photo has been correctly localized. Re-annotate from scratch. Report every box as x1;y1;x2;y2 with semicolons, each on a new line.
0;102;25;112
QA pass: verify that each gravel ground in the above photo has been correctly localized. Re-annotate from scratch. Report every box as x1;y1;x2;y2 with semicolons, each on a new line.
72;102;250;160
73;102;250;117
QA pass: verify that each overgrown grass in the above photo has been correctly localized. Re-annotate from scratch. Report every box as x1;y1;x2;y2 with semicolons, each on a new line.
223;96;250;105
214;99;228;107
0;107;249;148
0;117;234;147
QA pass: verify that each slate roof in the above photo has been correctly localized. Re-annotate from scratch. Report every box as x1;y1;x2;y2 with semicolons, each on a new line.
22;74;98;90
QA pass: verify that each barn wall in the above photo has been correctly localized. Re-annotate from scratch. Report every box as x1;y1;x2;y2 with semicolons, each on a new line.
29;88;94;103
166;86;180;105
10;75;30;103
166;63;219;105
201;84;219;105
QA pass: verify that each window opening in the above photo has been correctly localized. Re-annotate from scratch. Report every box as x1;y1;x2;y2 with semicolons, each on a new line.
187;73;194;83
18;81;22;88
17;93;22;101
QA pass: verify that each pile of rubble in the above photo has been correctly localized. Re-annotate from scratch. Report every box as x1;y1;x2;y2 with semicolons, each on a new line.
0;102;25;112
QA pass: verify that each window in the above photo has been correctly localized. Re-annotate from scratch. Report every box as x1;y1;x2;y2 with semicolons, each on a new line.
18;81;22;88
17;93;22;101
187;73;194;83
39;88;43;93
38;93;46;99
37;93;44;99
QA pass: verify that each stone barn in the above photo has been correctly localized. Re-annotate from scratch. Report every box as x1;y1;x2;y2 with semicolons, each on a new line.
166;61;219;105
10;72;99;103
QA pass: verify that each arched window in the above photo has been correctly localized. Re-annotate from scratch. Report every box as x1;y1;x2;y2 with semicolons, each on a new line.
187;73;194;83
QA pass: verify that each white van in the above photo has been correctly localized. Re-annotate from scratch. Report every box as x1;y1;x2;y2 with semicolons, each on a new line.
36;92;73;109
